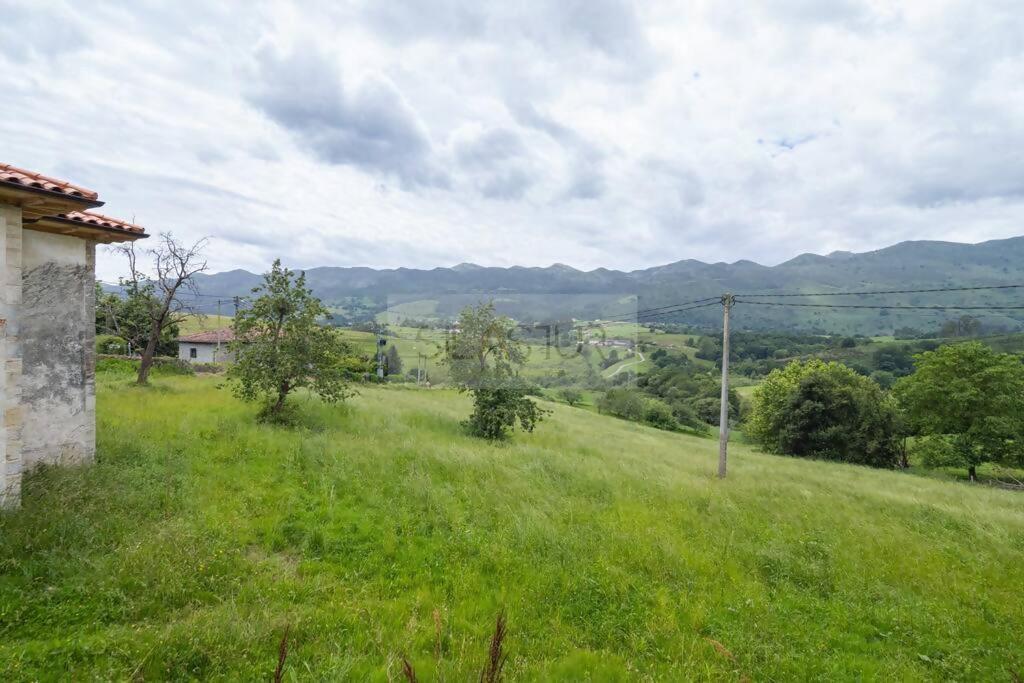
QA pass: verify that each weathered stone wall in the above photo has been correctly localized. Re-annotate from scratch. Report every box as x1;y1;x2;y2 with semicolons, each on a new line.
20;231;96;470
0;204;23;506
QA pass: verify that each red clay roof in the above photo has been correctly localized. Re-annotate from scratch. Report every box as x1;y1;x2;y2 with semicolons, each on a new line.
0;163;99;200
55;210;146;235
178;329;234;344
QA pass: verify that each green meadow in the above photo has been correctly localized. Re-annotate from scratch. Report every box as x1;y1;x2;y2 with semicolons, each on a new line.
2;372;1023;680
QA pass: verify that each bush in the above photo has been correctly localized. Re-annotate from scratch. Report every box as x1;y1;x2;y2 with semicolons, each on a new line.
748;359;902;468
465;384;548;440
559;388;583;407
96;334;127;355
598;388;683;432
96;355;194;377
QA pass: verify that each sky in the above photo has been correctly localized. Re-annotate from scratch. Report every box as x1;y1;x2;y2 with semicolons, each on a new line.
2;0;1023;281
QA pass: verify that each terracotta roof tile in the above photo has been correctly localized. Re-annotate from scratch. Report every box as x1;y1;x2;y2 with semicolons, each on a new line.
177;329;234;344
57;210;146;235
0;163;99;200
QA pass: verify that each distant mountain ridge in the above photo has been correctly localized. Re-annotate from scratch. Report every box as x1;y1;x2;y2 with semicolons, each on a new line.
188;235;1024;334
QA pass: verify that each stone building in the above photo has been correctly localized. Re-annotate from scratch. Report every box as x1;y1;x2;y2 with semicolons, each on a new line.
177;329;234;363
0;163;147;507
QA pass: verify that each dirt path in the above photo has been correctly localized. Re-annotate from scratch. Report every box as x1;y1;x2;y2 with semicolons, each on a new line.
605;351;645;378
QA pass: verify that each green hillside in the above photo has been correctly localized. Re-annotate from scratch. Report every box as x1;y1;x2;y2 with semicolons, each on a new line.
2;374;1022;680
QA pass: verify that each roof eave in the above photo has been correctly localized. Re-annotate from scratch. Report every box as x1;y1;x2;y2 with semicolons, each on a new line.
26;215;149;243
0;181;104;219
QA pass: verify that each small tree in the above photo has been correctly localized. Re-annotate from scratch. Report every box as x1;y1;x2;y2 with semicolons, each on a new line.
385;344;403;376
560;387;583;407
229;260;353;422
748;359;902;467
893;342;1024;480
443;302;547;439
114;234;208;384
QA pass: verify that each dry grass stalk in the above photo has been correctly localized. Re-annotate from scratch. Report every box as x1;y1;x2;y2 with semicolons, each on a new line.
479;611;508;683
273;625;290;683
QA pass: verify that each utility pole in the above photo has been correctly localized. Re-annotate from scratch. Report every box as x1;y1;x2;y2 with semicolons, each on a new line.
216;298;222;362
718;293;735;479
376;326;386;380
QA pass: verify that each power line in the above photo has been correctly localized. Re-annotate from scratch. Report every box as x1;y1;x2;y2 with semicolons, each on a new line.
635;300;722;320
598;296;721;322
737;296;1024;311
735;283;1024;298
98;279;249;302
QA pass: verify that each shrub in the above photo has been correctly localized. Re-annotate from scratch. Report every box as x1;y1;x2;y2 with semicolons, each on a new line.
598;388;682;432
465;383;548;440
96;334;127;355
559;388;583;407
748;359;902;468
96;355;194;377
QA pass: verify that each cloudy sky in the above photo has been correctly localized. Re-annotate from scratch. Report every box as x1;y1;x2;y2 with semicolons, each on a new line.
2;1;1023;280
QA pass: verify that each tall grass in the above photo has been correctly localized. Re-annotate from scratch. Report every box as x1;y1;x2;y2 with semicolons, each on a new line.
1;373;1022;679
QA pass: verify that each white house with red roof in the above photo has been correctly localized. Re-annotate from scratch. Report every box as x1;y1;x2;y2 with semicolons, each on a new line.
177;328;235;363
0;163;148;507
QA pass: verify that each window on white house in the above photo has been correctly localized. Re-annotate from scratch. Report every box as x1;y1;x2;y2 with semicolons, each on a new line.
190;347;197;359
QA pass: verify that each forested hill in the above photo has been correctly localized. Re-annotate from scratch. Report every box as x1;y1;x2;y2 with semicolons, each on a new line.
189;235;1024;335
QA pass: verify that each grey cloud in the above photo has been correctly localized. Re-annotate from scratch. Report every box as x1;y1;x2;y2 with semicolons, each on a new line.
455;128;535;200
248;45;448;189
455;128;525;167
645;160;706;207
362;0;654;74
480;168;533;200
511;103;608;200
0;2;89;63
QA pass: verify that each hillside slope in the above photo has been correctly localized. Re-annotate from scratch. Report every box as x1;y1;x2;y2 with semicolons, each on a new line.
2;377;1022;679
187;236;1024;333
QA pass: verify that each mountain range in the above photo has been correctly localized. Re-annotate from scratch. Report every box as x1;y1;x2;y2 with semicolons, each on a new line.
188;235;1024;335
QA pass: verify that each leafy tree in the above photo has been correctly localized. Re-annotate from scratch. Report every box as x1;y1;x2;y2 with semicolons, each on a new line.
385;344;403;376
748;359;902;467
443;302;547;439
893;342;1024;480
229;260;354;422
560;387;583;407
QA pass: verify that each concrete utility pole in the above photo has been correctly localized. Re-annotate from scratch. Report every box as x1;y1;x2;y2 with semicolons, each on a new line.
376;327;386;380
718;293;735;479
216;298;222;362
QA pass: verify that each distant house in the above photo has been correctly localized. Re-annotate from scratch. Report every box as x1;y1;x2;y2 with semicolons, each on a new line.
177;329;234;363
1;163;147;507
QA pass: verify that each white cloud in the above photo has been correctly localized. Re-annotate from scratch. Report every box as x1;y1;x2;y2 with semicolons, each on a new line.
0;0;1021;281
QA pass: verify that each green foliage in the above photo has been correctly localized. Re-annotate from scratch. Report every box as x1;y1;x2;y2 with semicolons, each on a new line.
637;350;738;427
894;342;1024;478
444;301;526;390
444;302;546;439
559;387;583;407
465;382;547;440
95;282;179;356
229;260;354;422
95;334;127;355
597;388;696;433
748;359;902;467
96;356;194;377
385;344;403;376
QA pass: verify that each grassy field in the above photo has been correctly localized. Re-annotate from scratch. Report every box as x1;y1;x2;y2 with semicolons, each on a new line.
2;373;1023;680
